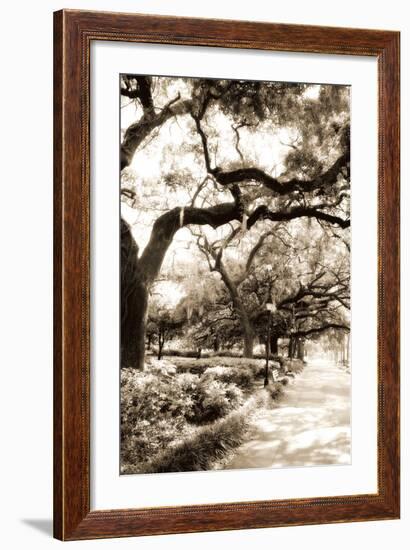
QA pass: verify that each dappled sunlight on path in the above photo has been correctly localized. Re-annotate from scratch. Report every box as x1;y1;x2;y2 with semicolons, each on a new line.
224;361;351;470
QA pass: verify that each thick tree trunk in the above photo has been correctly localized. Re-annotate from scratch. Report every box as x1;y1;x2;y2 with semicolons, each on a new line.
296;338;305;361
214;258;254;358
121;218;148;370
121;279;148;370
243;324;254;358
288;337;293;358
270;334;279;356
288;336;298;358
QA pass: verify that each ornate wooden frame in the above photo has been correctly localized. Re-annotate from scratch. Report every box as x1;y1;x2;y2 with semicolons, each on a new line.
53;9;400;541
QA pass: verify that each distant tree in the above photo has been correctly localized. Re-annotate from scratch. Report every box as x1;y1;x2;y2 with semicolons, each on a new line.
147;298;185;360
258;230;349;358
192;223;350;359
190;228;276;357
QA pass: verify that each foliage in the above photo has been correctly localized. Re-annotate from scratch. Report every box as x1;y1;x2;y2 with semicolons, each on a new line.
119;75;351;468
172;357;285;388
190;377;244;423
142;410;249;473
174;356;266;377
121;360;256;471
201;365;255;391
268;382;284;401
120;74;351;371
141;393;267;474
121;353;302;473
283;358;305;374
120;364;194;469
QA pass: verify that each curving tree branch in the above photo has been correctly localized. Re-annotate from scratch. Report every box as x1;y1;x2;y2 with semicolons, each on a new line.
294;323;349;338
247;204;350;229
121;94;191;170
214;150;349;197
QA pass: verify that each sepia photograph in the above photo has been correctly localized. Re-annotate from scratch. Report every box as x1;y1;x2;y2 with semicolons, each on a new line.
120;74;351;475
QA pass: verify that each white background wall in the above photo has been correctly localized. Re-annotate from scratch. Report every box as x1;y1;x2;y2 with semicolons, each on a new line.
0;1;407;548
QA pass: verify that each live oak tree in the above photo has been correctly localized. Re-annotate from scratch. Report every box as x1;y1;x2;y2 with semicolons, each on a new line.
192;231;260;357
278;269;350;360
120;75;350;370
191;222;350;359
253;226;350;359
191;225;288;357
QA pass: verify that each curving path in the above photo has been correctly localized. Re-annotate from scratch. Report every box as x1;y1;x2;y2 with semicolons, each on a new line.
224;360;351;470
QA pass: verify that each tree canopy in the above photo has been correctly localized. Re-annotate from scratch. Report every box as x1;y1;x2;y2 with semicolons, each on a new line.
120;75;350;369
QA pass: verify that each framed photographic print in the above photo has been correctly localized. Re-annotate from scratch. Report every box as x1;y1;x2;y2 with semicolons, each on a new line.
54;9;400;541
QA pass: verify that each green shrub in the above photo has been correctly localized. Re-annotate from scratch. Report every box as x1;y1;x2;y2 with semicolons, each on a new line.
191;378;244;423
121;360;248;471
120;367;197;469
201;365;255;391
175;357;263;380
175;363;208;376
